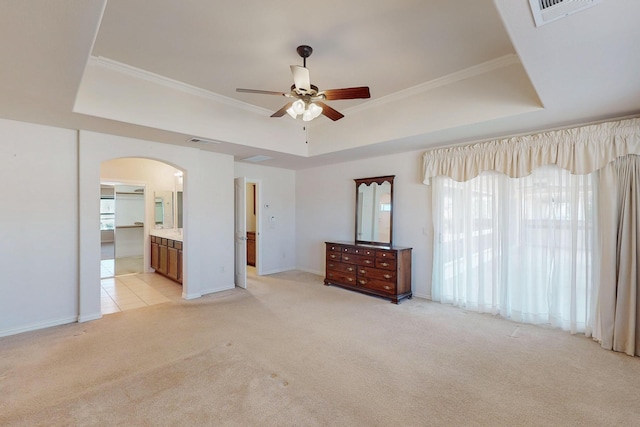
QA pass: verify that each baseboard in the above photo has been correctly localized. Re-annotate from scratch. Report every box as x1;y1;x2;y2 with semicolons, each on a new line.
259;266;296;275
182;291;202;300
79;312;103;323
200;284;235;296
412;292;432;300
0;315;78;338
295;266;324;276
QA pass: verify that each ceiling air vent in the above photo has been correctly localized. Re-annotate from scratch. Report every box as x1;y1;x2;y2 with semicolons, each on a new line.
241;155;272;163
187;137;221;144
528;0;600;27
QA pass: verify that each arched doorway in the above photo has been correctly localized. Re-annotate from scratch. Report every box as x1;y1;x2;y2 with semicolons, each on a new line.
99;158;184;314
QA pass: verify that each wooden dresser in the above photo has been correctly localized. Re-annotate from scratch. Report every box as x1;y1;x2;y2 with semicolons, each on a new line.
324;242;412;304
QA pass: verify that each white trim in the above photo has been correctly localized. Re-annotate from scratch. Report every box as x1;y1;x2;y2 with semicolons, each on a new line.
412;292;431;301
78;312;103;323
0;316;79;338
296;267;325;277
89;56;272;116
260;266;296;275
344;54;521;115
200;284;235;295
182;291;202;300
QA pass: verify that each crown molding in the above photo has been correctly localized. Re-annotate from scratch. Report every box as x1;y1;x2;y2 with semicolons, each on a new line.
343;54;522;115
88;56;271;116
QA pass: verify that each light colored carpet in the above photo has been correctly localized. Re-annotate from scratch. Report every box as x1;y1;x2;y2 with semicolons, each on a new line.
1;270;639;426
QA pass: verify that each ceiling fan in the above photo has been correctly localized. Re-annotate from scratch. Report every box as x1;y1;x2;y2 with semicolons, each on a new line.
236;45;371;122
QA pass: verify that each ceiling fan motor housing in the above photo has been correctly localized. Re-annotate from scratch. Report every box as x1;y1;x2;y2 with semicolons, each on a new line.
296;45;313;59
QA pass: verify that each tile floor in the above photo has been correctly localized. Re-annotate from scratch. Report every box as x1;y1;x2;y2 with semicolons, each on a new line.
101;272;183;315
100;257;144;279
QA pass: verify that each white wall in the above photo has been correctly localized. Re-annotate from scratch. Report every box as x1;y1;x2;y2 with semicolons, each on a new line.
0;113;432;337
0;119;79;335
0;116;237;337
79;131;236;321
235;163;296;275
295;151;434;299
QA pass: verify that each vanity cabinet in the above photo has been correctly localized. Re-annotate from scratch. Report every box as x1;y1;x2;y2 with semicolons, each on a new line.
324;242;412;304
151;235;182;284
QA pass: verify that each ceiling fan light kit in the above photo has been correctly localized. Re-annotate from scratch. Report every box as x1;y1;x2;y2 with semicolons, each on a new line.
236;45;371;122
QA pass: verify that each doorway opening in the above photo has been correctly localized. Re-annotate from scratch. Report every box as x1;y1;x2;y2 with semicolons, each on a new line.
99;158;185;315
99;183;146;279
234;178;261;289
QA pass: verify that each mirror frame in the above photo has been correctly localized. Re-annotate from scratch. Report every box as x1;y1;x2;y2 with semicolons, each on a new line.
354;175;395;247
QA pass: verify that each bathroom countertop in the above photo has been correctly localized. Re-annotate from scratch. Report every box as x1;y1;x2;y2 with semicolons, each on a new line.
150;228;183;242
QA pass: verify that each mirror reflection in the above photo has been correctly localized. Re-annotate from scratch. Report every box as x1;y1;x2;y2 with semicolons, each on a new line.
355;176;394;246
154;190;174;228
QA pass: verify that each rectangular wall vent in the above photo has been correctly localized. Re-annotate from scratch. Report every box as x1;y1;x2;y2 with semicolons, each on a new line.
529;0;599;27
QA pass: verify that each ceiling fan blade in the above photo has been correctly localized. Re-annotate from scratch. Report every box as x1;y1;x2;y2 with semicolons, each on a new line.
236;88;288;96
321;86;371;101
290;65;311;92
271;102;293;118
316;102;344;121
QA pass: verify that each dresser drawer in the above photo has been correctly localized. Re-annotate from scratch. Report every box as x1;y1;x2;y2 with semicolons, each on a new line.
342;247;375;256
359;278;397;294
326;261;357;274
342;253;374;266
327;243;343;253
357;267;396;282
326;270;357;286
327;252;341;261
375;258;396;270
376;250;396;261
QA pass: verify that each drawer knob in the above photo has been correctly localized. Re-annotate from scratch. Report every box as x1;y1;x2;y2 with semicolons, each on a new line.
347;277;353;282
381;262;389;267
329;263;334;268
359;270;366;274
359;280;367;285
364;260;372;264
347;267;353;272
344;256;350;261
330;254;336;259
383;274;391;279
384;285;390;290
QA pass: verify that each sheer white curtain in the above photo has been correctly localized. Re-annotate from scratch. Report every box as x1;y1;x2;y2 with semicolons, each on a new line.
432;165;596;333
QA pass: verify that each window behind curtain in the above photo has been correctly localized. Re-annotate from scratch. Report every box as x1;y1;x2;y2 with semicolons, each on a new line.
432;165;596;333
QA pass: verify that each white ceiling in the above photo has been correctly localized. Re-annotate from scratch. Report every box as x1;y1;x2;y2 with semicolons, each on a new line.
1;0;639;169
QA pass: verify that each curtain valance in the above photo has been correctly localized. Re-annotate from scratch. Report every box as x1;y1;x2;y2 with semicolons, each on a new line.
422;117;640;184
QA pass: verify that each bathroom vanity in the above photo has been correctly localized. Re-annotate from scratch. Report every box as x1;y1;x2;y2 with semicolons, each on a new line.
150;229;183;284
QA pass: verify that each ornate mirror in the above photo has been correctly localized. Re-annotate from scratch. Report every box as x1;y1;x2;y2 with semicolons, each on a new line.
354;175;394;246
